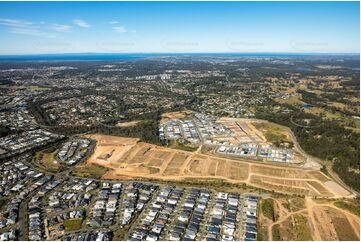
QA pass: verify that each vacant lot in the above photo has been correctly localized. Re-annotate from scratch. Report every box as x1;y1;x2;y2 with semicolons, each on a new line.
333;199;360;216
32;148;62;172
85;134;139;167
63;219;83;231
313;206;360;241
253;121;293;145
72;163;110;179
276;214;313;241
83;134;349;198
263;197;360;241
116;120;140;127
217;117;267;144
160;110;193;123
251;165;310;179
261;199;275;221
274;95;303;105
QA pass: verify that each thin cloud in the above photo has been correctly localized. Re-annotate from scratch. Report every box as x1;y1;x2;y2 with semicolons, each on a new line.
0;18;56;38
110;21;136;33
73;19;90;28
10;27;55;38
51;24;72;33
0;18;35;28
113;26;128;33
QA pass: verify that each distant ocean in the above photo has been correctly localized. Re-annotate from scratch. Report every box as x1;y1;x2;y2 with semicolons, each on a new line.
0;53;357;62
0;53;151;62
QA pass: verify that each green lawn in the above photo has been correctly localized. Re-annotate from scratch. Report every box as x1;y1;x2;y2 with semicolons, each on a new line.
261;198;275;221
169;140;198;152
33;149;62;172
63;218;83;231
72;164;110;179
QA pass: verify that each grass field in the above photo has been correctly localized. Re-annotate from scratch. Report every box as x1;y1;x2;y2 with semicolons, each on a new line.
274;96;303;105
293;214;313;240
160;110;192;123
333;199;360;216
253;122;293;146
32;148;62;172
168;140;198;152
72;164;110;179
28;85;52;91
303;106;342;120
261;199;275;221
272;224;281;241
260;196;360;242
277;214;313;241
63;218;83;231
113;226;129;240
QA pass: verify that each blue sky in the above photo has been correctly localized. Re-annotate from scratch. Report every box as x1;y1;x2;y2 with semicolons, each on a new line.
0;1;359;54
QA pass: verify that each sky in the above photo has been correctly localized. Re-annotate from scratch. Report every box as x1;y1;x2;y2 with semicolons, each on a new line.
0;1;359;55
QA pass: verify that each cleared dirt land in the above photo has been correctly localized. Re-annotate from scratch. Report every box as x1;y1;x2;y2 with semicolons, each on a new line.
83;134;349;198
116;120;140;127
160;110;193;123
265;197;360;241
309;200;360;241
217;117;267;144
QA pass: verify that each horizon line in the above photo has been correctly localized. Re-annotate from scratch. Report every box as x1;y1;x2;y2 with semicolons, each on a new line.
0;52;360;57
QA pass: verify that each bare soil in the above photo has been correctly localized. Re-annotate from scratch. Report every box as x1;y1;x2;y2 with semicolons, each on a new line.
83;134;350;198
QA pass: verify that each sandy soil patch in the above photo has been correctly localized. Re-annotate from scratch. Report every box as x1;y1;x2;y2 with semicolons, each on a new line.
251;165;310;179
160;110;192;123
324;181;350;197
85;134;139;167
116;120;140;127
163;153;189;175
307;181;333;197
308;171;331;182
250;175;312;196
313;206;360;241
86;134;139;146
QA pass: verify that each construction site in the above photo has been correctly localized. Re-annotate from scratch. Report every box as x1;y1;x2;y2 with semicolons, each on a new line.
160;113;308;165
84;134;350;198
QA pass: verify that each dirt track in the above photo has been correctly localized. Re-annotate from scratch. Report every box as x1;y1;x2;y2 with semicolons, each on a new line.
267;197;360;241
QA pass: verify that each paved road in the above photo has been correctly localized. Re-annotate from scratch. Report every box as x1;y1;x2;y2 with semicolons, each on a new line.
124;189;160;240
18;178;52;241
